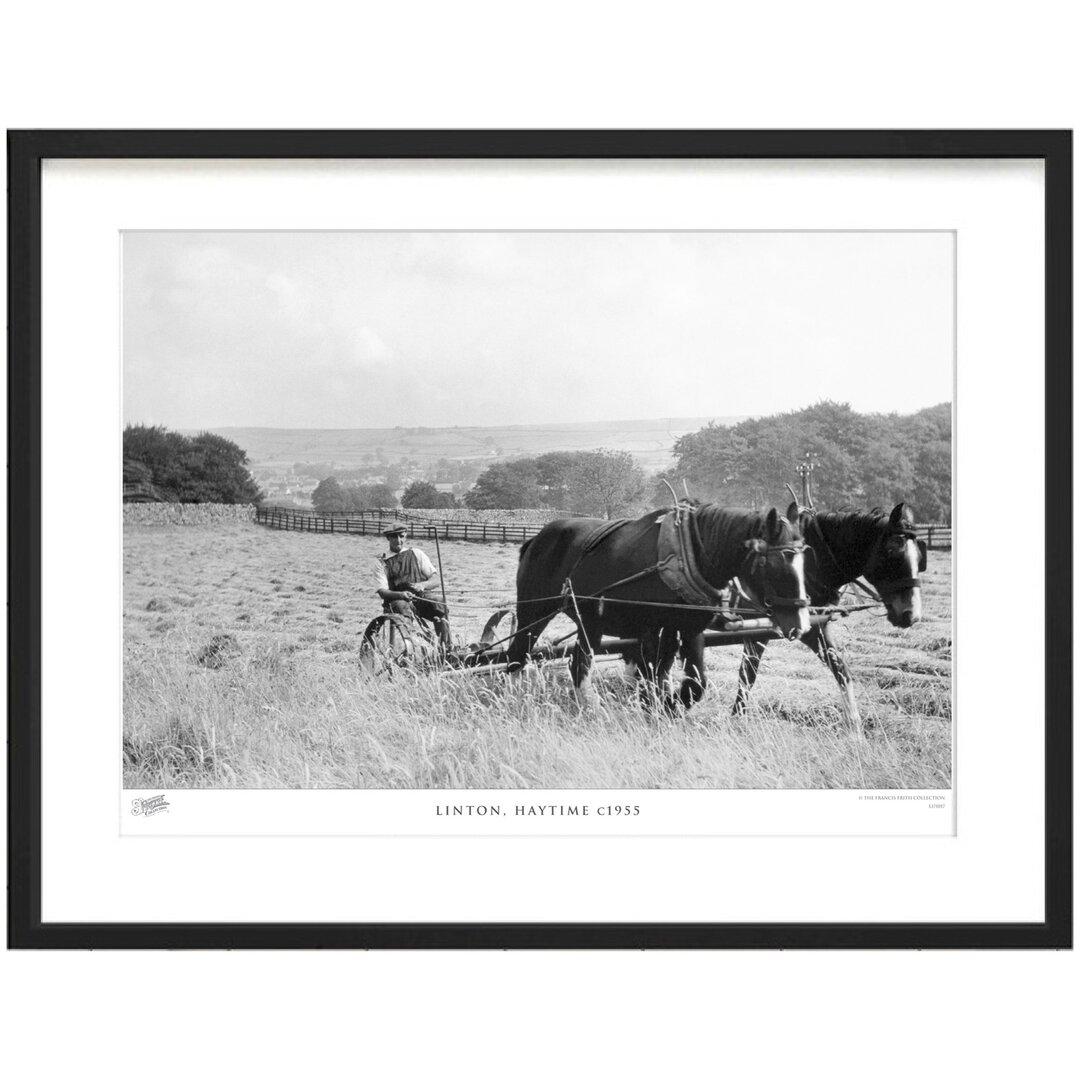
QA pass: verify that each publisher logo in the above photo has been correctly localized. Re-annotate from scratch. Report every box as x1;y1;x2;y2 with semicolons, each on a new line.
131;795;170;817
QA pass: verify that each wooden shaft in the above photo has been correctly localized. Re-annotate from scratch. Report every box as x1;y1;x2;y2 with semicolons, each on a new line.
464;613;836;666
433;529;448;609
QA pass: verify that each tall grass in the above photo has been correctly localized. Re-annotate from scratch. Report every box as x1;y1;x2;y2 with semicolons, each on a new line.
123;523;952;789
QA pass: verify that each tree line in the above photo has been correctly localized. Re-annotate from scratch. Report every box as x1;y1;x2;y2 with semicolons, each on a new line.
310;451;647;519
310;477;458;513
658;401;952;522
126;404;951;523
124;425;262;504
462;450;647;518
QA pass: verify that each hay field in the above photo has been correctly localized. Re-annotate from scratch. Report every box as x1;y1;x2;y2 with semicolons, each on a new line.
123;522;952;789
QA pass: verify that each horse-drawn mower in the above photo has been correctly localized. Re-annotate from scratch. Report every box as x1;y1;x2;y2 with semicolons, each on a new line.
355;468;928;735
358;599;841;678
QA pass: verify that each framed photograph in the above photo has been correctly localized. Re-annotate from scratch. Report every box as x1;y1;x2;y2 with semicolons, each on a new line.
8;130;1071;948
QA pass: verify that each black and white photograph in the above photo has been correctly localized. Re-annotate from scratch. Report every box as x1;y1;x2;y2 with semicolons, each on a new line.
122;228;953;792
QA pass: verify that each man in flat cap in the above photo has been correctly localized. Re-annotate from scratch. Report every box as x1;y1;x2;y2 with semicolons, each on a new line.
374;522;451;647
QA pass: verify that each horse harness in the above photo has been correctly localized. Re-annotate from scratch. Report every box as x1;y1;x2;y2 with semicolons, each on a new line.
563;504;807;617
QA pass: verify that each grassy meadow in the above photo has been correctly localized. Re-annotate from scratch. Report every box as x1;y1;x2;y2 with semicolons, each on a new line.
123;521;952;789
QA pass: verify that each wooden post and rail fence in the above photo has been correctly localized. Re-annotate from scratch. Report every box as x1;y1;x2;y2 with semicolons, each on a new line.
253;506;953;550
253;506;549;544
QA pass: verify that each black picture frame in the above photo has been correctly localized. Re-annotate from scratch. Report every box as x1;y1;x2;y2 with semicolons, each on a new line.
7;129;1072;949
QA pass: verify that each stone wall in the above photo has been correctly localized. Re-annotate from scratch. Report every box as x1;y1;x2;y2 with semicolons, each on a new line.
401;507;572;525
124;503;257;526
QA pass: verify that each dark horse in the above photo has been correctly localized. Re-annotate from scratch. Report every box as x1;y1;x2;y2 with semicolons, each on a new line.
731;501;927;732
507;505;810;710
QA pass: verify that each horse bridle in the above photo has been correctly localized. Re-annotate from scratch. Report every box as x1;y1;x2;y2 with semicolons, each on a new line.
739;539;811;613
804;513;923;601
869;522;923;598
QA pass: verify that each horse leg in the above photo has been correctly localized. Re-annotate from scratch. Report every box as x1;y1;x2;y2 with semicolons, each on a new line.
631;628;666;711
806;623;862;735
568;614;601;709
677;631;707;711
648;630;682;712
505;600;558;672
732;640;768;716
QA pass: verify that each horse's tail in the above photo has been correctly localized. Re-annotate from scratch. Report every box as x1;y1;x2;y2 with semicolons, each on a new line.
519;536;535;559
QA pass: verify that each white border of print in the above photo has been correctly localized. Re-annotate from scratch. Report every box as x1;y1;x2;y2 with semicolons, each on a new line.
41;158;1042;924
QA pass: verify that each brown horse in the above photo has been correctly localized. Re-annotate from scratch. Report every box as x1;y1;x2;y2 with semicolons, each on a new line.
507;505;810;710
732;502;927;732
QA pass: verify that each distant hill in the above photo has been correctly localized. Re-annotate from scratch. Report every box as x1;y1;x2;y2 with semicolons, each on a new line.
195;417;747;474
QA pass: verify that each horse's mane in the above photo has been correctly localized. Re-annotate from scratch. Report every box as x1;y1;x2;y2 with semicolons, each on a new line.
690;504;799;585
803;508;891;587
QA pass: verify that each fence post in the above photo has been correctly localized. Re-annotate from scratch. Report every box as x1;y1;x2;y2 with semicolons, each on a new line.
928;526;934;550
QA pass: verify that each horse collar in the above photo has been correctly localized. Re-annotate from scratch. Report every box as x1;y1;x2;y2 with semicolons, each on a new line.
655;506;728;606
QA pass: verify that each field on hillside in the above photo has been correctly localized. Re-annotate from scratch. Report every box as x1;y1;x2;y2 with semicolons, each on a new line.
123;522;952;789
207;417;744;473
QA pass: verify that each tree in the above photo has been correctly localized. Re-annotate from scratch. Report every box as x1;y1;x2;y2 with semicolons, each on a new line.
402;480;440;508
661;401;951;519
123;424;262;504
312;477;349;512
123;459;153;486
912;438;952;523
187;432;264;504
565;450;647;518
348;483;398;510
123;424;191;492
464;459;542;509
534;451;591;509
402;481;457;509
293;461;335;481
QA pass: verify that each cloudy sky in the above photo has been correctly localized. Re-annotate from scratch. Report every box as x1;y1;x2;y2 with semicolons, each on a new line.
122;231;953;429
